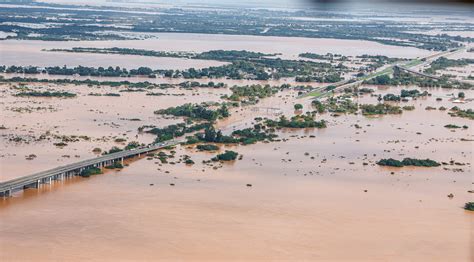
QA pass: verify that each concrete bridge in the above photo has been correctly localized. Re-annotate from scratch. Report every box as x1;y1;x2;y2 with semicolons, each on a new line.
0;140;179;197
394;65;441;80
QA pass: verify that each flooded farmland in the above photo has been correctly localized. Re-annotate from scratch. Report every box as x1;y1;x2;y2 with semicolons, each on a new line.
0;2;473;261
1;80;473;260
0;33;435;69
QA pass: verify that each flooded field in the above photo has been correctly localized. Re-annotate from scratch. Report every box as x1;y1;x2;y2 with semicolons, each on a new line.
0;5;473;258
0;33;435;69
0;83;474;261
1;80;473;260
0;83;230;180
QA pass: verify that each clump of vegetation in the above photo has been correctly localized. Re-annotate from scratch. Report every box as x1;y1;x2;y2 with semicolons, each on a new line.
382;93;400;101
381;89;429;102
323;96;358;114
357;88;374;94
80;167;103;177
185;159;195;165
402;106;415;111
444;124;461;129
105;162;124;169
360;103;402;115
104;93;121;97
103;146;123;155
0;76;168;89
145;122;212;143
124;141;142;150
196;144;220;151
400;89;429;98
265;114;327;128
155;103;229;121
15;91;77;98
178;81;226;89
92;148;102;153
180;154;195;165
299;52;347;61
376;158;404;167
424;57;474;75
311;100;326;113
294;103;303;111
448;107;474;120
377;158;440;167
363;67;473;89
223;84;287;105
155;151;171;164
53;142;68;147
212;150;239;161
464;202;474;211
193;125;277;145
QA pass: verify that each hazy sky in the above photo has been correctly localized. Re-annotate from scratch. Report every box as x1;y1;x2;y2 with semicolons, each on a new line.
37;0;473;10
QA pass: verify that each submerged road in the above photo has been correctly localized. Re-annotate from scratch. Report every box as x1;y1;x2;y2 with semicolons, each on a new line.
0;140;180;197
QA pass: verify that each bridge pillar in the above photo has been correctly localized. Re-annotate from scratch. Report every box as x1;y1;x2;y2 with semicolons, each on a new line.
1;189;11;197
120;158;124;165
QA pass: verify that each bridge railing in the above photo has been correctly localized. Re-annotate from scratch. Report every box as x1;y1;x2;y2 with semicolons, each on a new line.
0;141;179;193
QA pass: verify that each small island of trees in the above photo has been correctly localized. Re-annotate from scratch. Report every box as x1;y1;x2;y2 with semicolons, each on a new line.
377;158;440;167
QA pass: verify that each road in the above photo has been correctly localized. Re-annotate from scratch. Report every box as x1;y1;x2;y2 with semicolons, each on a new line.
300;47;467;98
0;140;180;196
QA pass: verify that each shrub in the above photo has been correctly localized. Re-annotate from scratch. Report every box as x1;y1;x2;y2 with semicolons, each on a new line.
212;150;238;161
105;162;123;169
80;167;102;177
464;202;474;211
377;158;403;167
401;158;440;167
377;158;440;167
197;144;220;151
444;124;461;129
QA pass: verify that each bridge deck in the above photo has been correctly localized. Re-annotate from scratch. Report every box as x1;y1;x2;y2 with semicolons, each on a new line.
395;65;441;80
0;140;179;196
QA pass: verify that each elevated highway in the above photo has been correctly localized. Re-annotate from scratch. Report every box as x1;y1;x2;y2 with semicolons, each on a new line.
0;140;180;197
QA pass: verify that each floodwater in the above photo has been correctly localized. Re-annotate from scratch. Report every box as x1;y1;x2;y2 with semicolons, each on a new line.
0;29;472;260
0;83;230;180
1;82;473;260
0;33;434;69
0;40;226;70
0;72;328;89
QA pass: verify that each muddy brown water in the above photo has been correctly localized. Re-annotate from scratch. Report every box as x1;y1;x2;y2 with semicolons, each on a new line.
1;81;473;260
0;32;472;260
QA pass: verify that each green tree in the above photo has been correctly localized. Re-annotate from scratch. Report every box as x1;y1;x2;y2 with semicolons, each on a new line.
204;126;217;142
